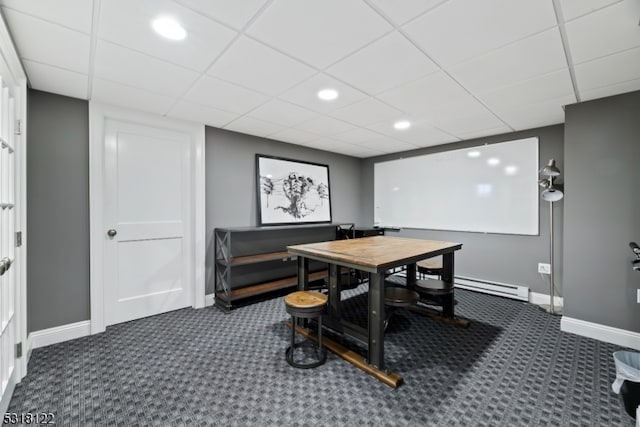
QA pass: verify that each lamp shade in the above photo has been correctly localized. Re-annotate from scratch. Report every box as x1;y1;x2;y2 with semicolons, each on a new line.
541;159;561;176
541;188;564;202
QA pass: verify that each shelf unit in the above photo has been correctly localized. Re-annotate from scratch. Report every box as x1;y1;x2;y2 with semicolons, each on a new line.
214;224;346;311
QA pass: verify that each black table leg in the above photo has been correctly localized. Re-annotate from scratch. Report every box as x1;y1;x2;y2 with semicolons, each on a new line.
442;252;455;318
368;271;385;370
328;263;341;320
406;262;416;290
297;257;309;291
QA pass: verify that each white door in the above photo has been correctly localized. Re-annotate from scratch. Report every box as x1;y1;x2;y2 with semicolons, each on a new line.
103;119;192;326
0;81;20;413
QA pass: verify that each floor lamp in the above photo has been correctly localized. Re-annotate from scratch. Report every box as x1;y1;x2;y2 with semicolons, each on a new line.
538;159;563;315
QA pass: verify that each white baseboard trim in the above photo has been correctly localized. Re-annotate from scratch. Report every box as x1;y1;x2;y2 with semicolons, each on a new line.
205;293;215;307
29;320;92;350
529;291;564;308
561;316;640;350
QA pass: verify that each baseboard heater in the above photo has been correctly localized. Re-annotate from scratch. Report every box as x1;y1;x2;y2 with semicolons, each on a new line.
454;276;529;301
393;271;529;301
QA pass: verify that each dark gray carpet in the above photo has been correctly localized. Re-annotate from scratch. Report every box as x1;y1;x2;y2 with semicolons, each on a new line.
5;285;634;426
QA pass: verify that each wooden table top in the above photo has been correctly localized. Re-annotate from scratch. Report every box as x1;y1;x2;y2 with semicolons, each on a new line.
287;236;462;271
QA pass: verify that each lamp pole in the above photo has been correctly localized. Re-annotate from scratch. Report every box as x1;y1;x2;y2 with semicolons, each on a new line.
548;175;555;314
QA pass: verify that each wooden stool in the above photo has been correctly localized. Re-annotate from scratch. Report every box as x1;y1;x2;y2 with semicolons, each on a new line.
384;286;420;330
417;258;443;280
284;291;328;369
415;279;454;317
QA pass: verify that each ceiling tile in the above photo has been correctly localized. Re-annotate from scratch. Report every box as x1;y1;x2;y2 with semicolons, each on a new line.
429;101;508;135
94;40;200;98
223;116;284;137
333;128;385;144
403;0;557;66
367;119;458;146
98;0;236;72
580;78;640;101
565;0;640;64
449;28;568;94
246;0;392;68
352;136;418;153
279;73;368;114
453;126;513;141
183;75;269;114
367;0;447;25
479;69;575;110
293;137;351;154
329;97;402;127
326;31;439;95
377;72;471;116
166;100;238;127
329;142;384;157
268;128;319;144
574;47;640;93
247;99;316;127
208;36;316;96
0;0;93;33
495;94;575;130
294;116;357;136
91;78;177;115
559;0;622;22
3;9;90;73
174;0;269;30
23;60;88;99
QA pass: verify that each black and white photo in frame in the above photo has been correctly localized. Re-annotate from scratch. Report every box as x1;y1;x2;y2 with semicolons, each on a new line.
256;154;332;226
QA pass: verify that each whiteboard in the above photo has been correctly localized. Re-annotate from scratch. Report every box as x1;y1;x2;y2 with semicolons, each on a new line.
374;137;539;235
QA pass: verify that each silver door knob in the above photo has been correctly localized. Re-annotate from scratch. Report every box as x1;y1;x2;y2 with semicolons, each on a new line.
107;229;117;237
0;257;10;276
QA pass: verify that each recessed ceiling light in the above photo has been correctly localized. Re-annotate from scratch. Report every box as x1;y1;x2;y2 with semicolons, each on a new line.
317;88;339;101
467;151;481;158
487;157;500;166
393;120;411;130
152;16;187;41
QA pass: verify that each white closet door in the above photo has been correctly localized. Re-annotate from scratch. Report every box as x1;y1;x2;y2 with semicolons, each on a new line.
103;119;192;326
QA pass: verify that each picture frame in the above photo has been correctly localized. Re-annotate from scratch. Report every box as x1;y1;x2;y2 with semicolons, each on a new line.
256;154;332;226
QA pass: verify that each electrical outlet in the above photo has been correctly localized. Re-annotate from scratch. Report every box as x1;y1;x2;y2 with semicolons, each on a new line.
538;263;551;274
637;289;640;304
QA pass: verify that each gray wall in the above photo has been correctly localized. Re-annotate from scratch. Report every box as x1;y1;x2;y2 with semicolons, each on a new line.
26;87;640;333
563;90;640;331
27;90;90;332
360;125;564;295
204;126;362;294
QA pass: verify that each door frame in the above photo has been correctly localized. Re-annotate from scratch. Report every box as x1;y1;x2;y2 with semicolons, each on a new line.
0;12;28;411
89;103;205;334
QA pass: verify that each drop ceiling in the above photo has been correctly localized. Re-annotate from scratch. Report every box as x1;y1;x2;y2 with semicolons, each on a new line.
2;0;639;158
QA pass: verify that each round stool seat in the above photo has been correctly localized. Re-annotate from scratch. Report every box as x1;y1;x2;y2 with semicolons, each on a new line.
384;286;420;307
284;291;328;369
284;291;327;309
415;279;453;295
284;291;328;317
417;259;443;276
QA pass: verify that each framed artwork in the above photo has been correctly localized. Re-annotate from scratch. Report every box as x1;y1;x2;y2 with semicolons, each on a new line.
256;154;332;226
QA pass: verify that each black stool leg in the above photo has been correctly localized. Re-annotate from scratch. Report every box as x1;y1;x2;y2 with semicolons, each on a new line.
286;313;326;369
288;315;297;365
